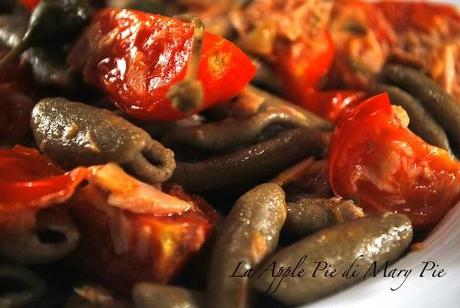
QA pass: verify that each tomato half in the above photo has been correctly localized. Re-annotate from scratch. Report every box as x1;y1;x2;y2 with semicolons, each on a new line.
278;30;336;101
327;0;396;89
68;9;256;121
375;1;460;33
19;0;40;11
0;146;88;230
328;93;460;229
234;0;336;99
69;183;217;292
299;90;365;122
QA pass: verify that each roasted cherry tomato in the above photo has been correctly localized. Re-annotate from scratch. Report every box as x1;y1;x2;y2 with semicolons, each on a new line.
20;0;40;10
328;0;397;89
278;31;335;101
68;9;256;121
0;146;87;230
375;1;460;32
328;93;460;229
234;0;336;100
69;182;217;292
299;90;365;122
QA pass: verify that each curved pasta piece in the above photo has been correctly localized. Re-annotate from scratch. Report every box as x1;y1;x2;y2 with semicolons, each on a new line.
272;158;331;197
0;208;80;265
221;86;333;130
0;265;46;307
163;108;324;153
133;283;203;308
171;128;329;191
31;98;176;184
284;196;364;238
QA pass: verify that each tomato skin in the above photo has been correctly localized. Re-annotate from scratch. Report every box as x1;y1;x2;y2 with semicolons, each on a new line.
69;183;217;292
233;0;335;100
299;90;365;122
68;9;256;121
327;0;397;89
0;146;88;231
328;93;460;229
20;0;40;10
278;31;336;100
375;1;460;33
